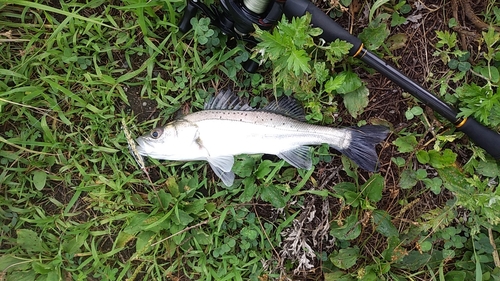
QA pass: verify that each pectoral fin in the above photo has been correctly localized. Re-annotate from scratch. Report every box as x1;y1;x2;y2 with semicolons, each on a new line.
278;146;313;170
208;156;235;186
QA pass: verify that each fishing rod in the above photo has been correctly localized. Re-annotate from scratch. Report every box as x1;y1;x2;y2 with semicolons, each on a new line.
178;0;500;159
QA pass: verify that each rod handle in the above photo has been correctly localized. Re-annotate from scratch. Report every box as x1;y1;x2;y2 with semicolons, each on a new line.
457;118;500;159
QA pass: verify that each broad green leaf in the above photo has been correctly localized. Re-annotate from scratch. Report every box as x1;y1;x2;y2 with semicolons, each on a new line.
330;213;361;240
490;67;499;83
457;61;471;72
136;231;155;252
277;168;297;183
423;177;443;194
256;160;274;179
391;12;407;27
314;62;329;84
415;169;428;179
372;210;398;237
308;26;323;37
343;85;369;118
62;234;87;255
387;33;407;50
174;209;194;226
324;75;346;93
391;156;406;167
233;156;256;178
444;271;466;281
362;174;384;202
183;198;207;214
191;229;211;245
394;251;431;271
400;3;411;13
382;236;404;262
343;191;361;207
393;135;417;153
448;59;459;69
241;227;258;240
330;247;359;269
158;189;173;208
476;160;499;177
358;21;390;50
123;213;149;234
0;255;30;272
260;185;286;208
239;177;258;202
327;39;352;58
32;262;56;275
333;182;357;194
399;169;418;189
405;110;415;120
427;149;457;168
32;170;47;191
287;49;311;75
115;231;135;249
416;150;430;164
6;269;37;281
435;30;457;49
419;240;433;252
336;71;363;94
166;177;180;197
16;229;48;253
324;272;355;281
411;106;423;115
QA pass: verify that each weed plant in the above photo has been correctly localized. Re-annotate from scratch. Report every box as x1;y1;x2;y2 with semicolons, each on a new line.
1;0;499;280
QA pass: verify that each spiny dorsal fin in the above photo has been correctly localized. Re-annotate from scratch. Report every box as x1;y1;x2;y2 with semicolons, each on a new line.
205;89;306;121
262;96;306;121
204;89;253;111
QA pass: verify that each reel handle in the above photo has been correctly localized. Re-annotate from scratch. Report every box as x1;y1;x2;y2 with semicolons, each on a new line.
179;0;198;33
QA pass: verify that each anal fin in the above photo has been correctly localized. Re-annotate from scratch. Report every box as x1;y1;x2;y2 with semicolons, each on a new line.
278;146;313;170
207;156;235;186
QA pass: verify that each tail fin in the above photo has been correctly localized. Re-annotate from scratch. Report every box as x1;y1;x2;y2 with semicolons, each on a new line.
338;125;389;171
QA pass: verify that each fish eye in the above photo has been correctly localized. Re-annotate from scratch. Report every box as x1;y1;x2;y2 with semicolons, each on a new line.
150;128;163;139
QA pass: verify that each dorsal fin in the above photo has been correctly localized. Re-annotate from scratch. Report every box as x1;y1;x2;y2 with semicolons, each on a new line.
205;89;306;121
204;89;253;111
262;96;306;121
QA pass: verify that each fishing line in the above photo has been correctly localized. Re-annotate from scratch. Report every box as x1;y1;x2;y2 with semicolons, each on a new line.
243;0;271;14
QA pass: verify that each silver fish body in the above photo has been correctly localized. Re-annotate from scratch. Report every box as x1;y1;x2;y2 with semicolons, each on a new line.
136;90;388;186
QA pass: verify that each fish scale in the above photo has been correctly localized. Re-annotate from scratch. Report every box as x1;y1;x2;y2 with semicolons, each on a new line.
136;89;389;186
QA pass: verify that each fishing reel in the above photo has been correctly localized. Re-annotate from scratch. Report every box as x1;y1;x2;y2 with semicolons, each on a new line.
178;0;284;72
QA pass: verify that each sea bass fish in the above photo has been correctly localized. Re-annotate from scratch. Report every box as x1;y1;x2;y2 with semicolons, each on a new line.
136;89;388;186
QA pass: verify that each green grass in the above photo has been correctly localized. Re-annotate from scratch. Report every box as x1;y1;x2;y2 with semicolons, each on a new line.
1;0;500;280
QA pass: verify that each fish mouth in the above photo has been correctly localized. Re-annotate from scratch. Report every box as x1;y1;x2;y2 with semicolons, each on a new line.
135;137;167;159
134;137;149;156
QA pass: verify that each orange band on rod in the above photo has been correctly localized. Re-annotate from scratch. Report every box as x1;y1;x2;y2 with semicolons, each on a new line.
353;44;364;58
456;118;468;128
